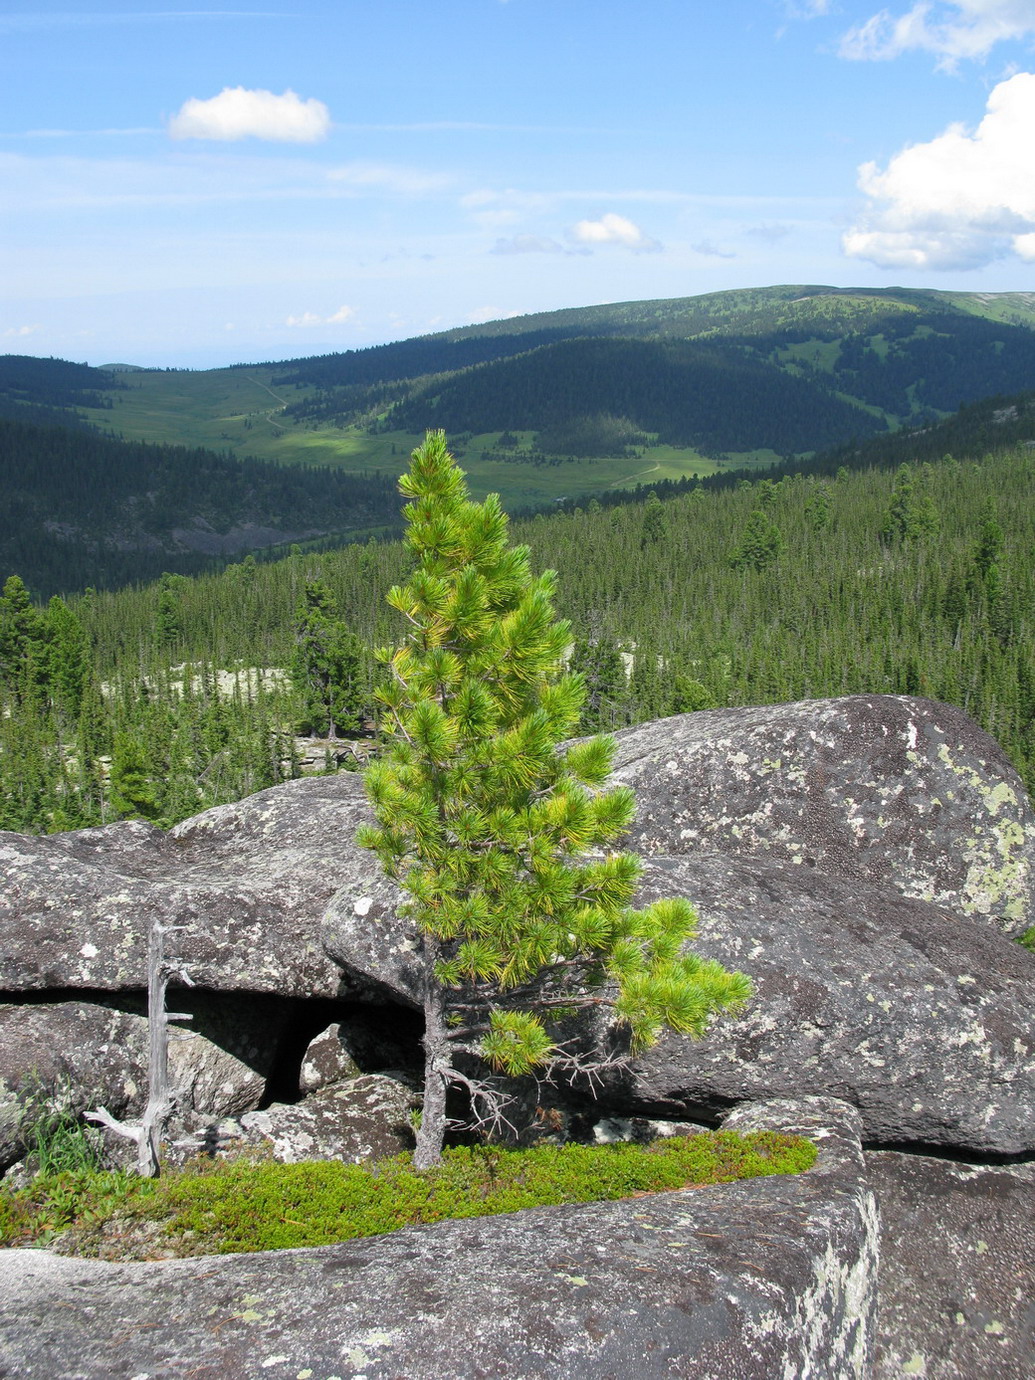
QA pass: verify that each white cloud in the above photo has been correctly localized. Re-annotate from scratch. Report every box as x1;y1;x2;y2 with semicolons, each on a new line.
567;212;661;252
843;71;1035;269
692;238;737;258
785;0;834;16
490;234;566;254
2;323;41;337
327;162;450;195
168;87;330;143
286;305;356;327
839;0;1035;67
744;223;791;242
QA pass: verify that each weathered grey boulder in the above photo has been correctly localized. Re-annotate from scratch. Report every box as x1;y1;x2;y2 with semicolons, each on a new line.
868;1150;1035;1380
325;849;1035;1154
225;1073;418;1165
0;1097;878;1380
323;872;417;1004
610;695;1035;935
297;1021;363;1094
0;774;378;997
0;1001;266;1173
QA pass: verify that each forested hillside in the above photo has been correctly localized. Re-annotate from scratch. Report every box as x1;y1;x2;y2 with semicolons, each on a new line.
0;414;402;596
273;286;1035;450
7;285;1035;529
381;337;885;456
2;440;1031;834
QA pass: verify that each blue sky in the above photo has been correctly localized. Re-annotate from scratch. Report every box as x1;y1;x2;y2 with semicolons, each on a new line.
2;1;1035;367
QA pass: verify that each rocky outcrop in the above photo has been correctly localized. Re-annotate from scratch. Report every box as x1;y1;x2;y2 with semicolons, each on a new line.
868;1151;1035;1380
225;1073;418;1165
609;696;1035;935
0;1001;267;1172
298;1020;364;1094
325;846;1035;1155
0;774;377;997
0;1097;878;1380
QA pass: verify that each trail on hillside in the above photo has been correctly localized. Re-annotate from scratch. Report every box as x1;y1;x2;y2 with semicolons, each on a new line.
245;375;290;408
609;462;660;488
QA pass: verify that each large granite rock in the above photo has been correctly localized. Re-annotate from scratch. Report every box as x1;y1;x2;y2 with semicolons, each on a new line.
868;1151;1035;1380
225;1074;418;1165
325;848;1035;1155
0;775;378;997
298;1021;363;1093
0;1001;266;1174
0;1097;878;1380
609;695;1035;935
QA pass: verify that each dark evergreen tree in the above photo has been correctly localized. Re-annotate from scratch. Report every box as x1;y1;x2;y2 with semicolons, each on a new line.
289;580;365;738
108;732;160;821
729;509;783;571
880;464;939;544
570;634;627;731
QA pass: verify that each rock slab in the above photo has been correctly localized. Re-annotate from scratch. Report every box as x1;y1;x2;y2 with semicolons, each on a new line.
0;774;378;998
0;1097;877;1380
325;847;1035;1155
610;695;1035;934
868;1150;1035;1380
0;1001;266;1173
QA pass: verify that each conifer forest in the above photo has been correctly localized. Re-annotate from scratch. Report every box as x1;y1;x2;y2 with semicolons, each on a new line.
1;438;1032;834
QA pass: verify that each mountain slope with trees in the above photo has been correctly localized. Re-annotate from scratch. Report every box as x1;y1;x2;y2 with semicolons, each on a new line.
2;436;1031;835
7;286;1035;524
0;413;401;596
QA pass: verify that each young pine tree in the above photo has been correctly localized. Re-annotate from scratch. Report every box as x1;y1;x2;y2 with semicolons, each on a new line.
359;433;751;1169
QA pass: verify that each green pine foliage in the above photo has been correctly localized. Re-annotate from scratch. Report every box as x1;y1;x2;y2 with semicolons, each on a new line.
289;580;368;737
729;509;784;571
358;432;752;1167
880;464;940;544
569;634;628;731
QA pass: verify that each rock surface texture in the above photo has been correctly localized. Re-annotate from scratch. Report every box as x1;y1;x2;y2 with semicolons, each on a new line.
325;848;1035;1155
610;695;1035;934
867;1151;1035;1380
0;774;377;997
1;694;1034;1376
0;1001;266;1173
0;1098;878;1380
226;1073;418;1165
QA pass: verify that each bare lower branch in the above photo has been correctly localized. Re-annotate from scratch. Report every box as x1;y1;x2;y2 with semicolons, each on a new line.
443;1066;520;1140
536;1039;631;1094
84;1106;142;1144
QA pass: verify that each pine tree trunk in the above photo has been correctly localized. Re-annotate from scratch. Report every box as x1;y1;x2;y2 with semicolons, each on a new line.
413;945;449;1170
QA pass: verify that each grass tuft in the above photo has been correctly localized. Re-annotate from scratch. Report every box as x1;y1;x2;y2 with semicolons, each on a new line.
0;1130;816;1259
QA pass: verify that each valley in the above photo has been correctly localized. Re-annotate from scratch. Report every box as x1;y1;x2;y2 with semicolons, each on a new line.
7;284;1035;519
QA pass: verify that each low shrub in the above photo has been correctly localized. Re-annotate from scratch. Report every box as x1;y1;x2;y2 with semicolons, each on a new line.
0;1129;815;1259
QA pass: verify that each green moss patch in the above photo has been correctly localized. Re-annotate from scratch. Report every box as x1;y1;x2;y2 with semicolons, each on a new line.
0;1130;816;1259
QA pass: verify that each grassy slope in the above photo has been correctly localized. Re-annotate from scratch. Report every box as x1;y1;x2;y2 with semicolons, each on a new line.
66;286;1035;508
86;376;731;504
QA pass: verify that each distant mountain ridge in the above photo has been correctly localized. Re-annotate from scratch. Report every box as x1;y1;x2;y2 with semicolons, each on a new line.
4;284;1035;593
